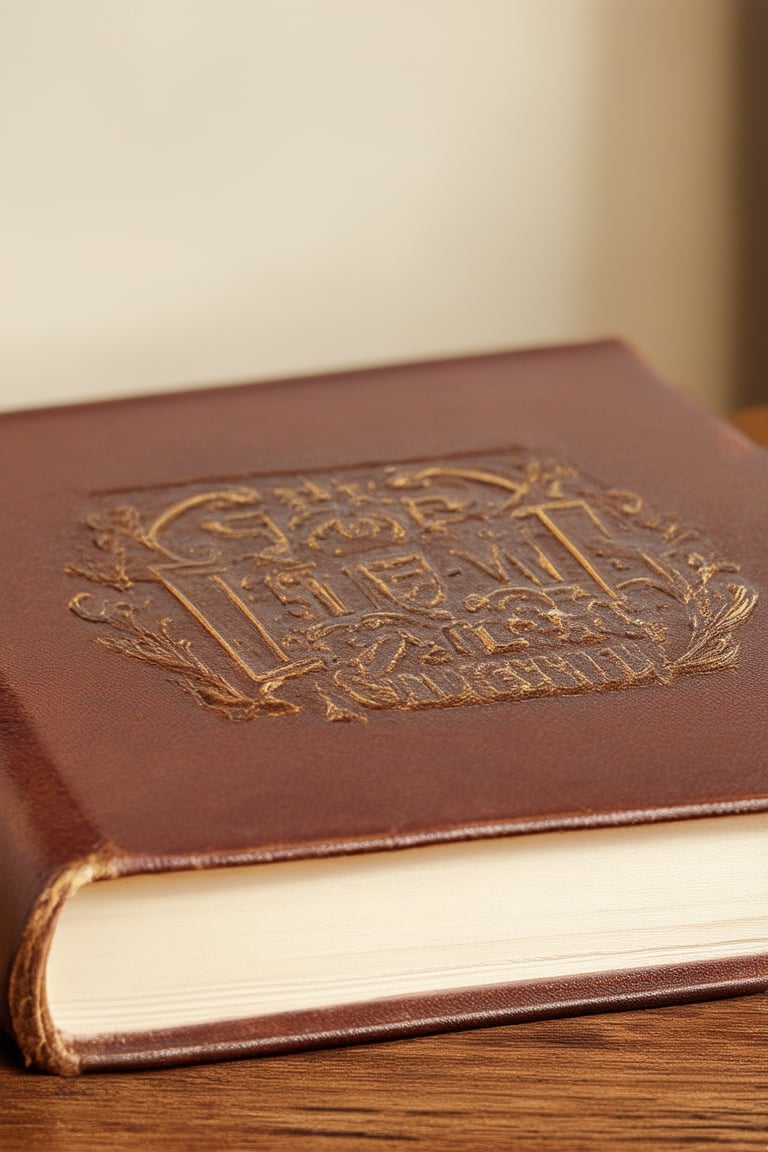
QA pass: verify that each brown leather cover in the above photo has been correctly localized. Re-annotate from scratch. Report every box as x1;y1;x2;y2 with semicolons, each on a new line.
1;341;766;1074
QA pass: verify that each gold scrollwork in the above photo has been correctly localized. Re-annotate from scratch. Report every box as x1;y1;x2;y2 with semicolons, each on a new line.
65;451;758;723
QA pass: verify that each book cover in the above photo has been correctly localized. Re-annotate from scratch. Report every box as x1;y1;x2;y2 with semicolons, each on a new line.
1;341;766;1074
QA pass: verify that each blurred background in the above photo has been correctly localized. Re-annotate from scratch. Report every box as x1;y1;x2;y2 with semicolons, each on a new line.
0;0;765;414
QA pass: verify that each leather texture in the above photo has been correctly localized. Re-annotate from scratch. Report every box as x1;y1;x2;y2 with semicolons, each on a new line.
0;341;766;1074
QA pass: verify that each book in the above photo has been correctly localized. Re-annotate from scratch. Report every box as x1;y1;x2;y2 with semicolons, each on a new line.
1;341;766;1076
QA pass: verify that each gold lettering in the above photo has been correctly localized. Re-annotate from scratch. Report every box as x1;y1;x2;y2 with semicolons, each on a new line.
503;551;543;586
442;619;528;657
571;650;610;684
151;567;331;695
422;665;477;702
489;662;535;691
403;495;474;532
444;623;472;655
508;657;555;690
68;448;756;724
469;621;529;655
514;501;617;598
388;464;524;494
397;673;442;705
145;489;292;564
358;553;445;614
265;564;349;620
535;654;593;689
332;669;401;709
307;514;406;555
449;542;509;584
210;575;289;663
516;524;564;582
470;662;525;699
154;570;274;682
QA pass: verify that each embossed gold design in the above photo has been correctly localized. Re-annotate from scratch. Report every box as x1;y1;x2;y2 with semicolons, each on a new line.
66;451;758;723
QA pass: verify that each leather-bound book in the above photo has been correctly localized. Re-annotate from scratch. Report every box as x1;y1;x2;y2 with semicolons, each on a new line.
1;342;766;1075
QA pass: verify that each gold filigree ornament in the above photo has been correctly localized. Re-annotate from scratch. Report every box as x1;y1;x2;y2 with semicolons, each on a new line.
66;452;758;723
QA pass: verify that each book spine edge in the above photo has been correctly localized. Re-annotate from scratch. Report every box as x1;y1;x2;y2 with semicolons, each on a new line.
0;672;112;1073
8;855;117;1076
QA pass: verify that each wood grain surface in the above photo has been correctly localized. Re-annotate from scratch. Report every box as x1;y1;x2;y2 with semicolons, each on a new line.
3;993;767;1151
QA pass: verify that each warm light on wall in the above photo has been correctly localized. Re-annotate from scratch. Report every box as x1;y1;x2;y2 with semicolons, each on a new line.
0;0;737;412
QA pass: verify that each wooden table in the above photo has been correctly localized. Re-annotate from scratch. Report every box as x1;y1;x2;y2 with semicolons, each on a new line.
3;993;767;1150
4;408;767;1151
732;405;768;446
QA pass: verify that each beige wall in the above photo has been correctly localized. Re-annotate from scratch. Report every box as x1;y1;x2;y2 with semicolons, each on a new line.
0;0;735;412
